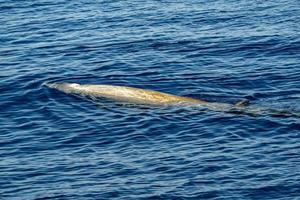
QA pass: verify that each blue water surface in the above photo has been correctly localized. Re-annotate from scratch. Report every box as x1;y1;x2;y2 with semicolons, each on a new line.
1;0;300;199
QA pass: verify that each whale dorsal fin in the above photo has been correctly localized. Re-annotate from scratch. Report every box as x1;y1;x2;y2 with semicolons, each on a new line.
235;99;250;107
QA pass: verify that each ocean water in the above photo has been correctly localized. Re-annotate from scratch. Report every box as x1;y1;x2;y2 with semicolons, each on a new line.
1;0;300;199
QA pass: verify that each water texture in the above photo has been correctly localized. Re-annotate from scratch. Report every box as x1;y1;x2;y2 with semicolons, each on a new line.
1;0;300;199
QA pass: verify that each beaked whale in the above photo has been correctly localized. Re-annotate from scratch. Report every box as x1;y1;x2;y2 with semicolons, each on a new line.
46;83;300;117
45;83;249;110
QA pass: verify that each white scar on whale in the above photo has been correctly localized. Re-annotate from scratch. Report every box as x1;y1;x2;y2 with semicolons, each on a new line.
45;83;250;110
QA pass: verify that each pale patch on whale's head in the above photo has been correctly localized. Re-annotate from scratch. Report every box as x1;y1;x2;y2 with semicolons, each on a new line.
60;83;83;93
68;83;81;89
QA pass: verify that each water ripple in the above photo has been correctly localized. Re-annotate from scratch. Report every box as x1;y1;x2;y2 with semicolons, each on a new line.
1;0;300;199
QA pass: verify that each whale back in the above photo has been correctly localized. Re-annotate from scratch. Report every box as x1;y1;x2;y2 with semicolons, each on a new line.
46;83;207;105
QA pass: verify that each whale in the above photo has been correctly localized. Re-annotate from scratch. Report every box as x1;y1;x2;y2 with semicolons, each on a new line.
45;83;249;110
45;83;300;117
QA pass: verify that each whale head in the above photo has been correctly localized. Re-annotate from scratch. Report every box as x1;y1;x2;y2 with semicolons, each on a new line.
45;83;83;94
